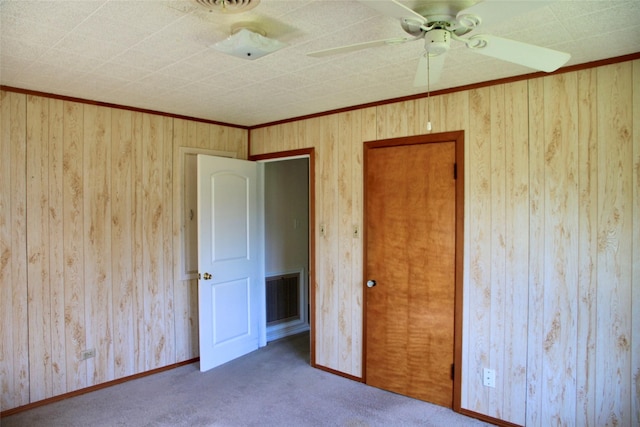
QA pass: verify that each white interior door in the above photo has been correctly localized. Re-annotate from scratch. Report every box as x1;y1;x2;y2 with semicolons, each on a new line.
197;155;264;372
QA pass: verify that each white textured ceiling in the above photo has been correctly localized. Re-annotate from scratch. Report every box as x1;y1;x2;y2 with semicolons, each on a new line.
1;0;639;127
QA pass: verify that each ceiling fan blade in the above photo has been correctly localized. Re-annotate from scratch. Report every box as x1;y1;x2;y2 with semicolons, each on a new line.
413;53;445;87
356;0;426;23
466;34;570;72
457;0;551;31
308;36;411;58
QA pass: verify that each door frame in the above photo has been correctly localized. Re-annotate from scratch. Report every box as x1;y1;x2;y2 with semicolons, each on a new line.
362;131;464;412
250;148;316;366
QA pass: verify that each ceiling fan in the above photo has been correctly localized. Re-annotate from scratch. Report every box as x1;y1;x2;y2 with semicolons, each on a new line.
308;0;571;86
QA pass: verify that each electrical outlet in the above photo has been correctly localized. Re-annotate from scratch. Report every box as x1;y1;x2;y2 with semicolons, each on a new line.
483;368;496;388
352;225;359;238
81;348;96;360
320;223;326;237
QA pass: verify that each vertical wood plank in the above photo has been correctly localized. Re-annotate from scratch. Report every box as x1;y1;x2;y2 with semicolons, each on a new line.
337;111;354;374
376;101;411;140
237;128;249;159
464;87;492;413
442;91;469;133
142;113;166;370
162;117;175;364
26;95;52;402
314;115;339;369
631;59;640;427
271;124;282;151
196;122;209;150
111;108;135;378
282;121;298;151
297;119;310;150
595;62;633;427
1;91;30;409
62;100;86;392
131;112;145;372
172;119;190;362
526;77;545;426
83;104;113;386
349;107;375;376
0;90;13;410
213;124;228;153
576;68;598;426
460;89;473;410
489;84;506;418
502;81;529;425
48;98;66;396
542;73;579;424
274;123;290;151
13;93;30;407
361;107;377;142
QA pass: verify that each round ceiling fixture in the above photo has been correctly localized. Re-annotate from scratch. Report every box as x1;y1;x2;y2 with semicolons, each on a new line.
193;0;260;14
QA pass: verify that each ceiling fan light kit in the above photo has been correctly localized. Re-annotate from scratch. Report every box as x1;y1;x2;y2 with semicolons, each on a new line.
425;29;450;55
213;27;286;60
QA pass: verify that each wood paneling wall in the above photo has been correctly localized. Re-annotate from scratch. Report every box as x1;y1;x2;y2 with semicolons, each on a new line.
1;60;638;424
250;60;640;425
0;92;248;412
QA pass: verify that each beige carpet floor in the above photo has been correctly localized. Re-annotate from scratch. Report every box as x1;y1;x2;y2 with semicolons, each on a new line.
1;333;494;427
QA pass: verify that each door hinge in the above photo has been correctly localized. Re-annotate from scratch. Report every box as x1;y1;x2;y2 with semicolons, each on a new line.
451;363;455;380
453;163;457;180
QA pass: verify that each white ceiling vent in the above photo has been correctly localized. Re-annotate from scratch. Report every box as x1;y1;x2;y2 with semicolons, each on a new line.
194;0;260;14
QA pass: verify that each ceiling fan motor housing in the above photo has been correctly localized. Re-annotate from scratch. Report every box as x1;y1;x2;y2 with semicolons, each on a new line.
425;29;450;55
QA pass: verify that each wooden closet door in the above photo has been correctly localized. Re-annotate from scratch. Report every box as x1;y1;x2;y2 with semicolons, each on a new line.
365;138;456;407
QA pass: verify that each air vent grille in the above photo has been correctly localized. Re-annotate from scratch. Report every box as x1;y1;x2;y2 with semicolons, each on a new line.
194;0;260;14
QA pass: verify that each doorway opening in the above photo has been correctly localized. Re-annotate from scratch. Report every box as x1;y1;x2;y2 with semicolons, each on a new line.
252;148;315;364
263;157;310;342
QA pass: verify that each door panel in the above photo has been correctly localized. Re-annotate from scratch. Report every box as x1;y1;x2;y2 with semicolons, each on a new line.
213;279;250;343
365;140;456;407
212;173;248;261
198;155;262;372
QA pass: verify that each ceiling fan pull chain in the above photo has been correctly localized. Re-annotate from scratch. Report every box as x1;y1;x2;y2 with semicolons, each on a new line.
426;53;432;132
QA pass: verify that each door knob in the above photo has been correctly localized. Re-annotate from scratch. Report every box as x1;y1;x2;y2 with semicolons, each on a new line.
366;280;376;288
199;272;212;280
